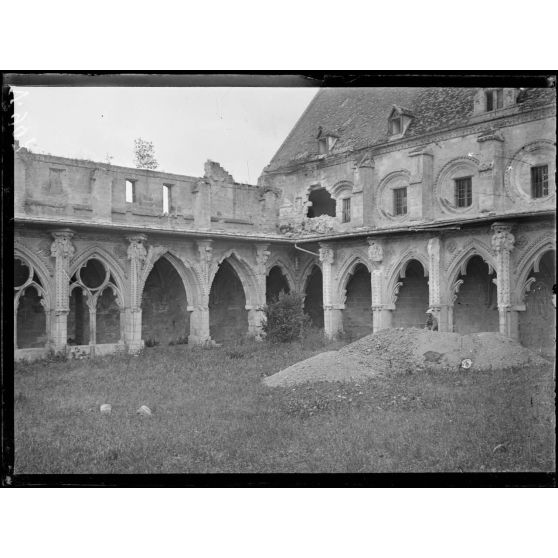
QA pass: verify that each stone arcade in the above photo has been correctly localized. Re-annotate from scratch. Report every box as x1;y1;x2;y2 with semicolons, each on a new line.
14;87;556;361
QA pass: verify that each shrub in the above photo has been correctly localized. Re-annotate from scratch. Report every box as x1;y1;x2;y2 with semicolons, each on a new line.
264;291;311;343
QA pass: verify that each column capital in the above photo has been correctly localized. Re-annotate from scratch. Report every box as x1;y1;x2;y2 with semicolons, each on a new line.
50;229;75;259
197;238;214;257
491;222;515;253
126;234;148;261
318;243;335;265
367;238;383;263
255;243;271;274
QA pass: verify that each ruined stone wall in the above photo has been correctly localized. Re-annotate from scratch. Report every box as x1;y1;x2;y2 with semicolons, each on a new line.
12;93;555;360
260;107;556;232
15;151;280;234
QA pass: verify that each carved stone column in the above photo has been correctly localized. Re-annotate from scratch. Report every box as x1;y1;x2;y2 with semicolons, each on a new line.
248;244;271;338
427;236;450;331
126;234;147;352
87;298;97;357
319;243;342;339
50;229;75;353
367;239;391;332
189;239;213;344
491;222;516;338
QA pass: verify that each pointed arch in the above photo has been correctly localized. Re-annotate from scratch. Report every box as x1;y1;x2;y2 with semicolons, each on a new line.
210;249;262;307
14;244;53;310
514;235;556;304
386;249;429;300
139;248;203;308
341;259;373;338
140;251;193;346
337;253;371;305
302;263;324;329
70;244;127;298
446;241;496;300
265;255;296;293
297;256;321;294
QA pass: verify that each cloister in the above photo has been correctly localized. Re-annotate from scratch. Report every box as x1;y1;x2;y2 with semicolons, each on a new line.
14;220;556;360
13;86;556;361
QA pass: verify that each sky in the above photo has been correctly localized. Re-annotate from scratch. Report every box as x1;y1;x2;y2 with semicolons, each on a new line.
12;87;318;184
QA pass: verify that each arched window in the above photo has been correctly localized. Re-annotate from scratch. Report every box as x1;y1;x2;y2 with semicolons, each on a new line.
68;258;123;351
14;257;48;349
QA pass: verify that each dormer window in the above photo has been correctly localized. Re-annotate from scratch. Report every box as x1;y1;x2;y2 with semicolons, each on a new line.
389;115;402;135
317;127;338;155
474;88;517;115
486;89;503;112
388;106;413;138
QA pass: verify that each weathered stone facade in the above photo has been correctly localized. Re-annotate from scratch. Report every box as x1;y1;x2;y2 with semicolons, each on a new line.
14;87;556;360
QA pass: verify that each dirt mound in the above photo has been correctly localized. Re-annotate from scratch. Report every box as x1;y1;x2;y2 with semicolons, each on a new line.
263;328;549;387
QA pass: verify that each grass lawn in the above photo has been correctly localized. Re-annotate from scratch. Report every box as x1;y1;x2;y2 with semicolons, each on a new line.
14;337;556;474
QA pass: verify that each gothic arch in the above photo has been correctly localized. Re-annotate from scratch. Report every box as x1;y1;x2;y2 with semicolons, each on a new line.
514;235;556;304
139;248;203;308
70;244;127;298
210;249;262;307
14;252;51;350
337;253;371;305
386;249;429;302
265;256;296;292
14;244;53;310
445;241;496;302
297;256;322;294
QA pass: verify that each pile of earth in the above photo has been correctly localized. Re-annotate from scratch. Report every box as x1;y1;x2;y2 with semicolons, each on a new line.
263;328;550;387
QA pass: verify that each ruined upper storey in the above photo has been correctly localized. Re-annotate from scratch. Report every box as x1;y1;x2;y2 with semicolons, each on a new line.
260;87;556;236
13;87;556;241
14;149;282;235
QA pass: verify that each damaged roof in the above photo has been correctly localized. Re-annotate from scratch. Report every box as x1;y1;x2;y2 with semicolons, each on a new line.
265;87;556;172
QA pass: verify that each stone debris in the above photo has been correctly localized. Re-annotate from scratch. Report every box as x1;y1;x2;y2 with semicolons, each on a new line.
264;328;549;387
137;405;152;416
100;404;112;414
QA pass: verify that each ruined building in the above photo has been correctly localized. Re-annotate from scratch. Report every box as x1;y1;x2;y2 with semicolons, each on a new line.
13;87;556;360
